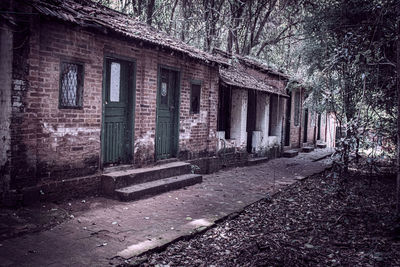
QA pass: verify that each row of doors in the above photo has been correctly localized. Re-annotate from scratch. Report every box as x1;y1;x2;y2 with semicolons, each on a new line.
102;57;180;166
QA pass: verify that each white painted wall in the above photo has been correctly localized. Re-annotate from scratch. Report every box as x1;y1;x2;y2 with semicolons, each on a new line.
250;92;271;151
268;95;286;147
230;88;247;149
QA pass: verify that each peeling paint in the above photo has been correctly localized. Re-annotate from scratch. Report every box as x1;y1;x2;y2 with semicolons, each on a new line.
42;123;100;137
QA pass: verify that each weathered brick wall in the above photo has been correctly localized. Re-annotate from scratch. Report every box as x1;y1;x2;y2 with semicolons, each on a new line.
289;88;303;148
178;61;219;160
0;24;13;197
9;13;38;190
304;110;317;145
10;17;219;189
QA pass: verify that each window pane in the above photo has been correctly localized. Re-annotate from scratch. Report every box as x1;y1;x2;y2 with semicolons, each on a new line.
161;80;168;105
60;63;79;107
110;62;121;102
190;83;201;114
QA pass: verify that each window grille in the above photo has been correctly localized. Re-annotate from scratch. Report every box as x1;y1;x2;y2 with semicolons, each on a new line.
59;62;83;108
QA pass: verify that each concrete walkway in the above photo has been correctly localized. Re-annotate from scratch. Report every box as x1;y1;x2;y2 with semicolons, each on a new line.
0;149;333;266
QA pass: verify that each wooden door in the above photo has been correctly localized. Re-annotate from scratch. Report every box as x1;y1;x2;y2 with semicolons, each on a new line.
103;58;135;165
156;67;179;160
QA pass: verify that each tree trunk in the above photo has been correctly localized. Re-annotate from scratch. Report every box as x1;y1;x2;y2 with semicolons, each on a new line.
146;0;155;25
167;0;179;34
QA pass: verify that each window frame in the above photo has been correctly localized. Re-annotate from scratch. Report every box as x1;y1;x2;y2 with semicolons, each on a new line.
190;80;202;114
58;60;85;109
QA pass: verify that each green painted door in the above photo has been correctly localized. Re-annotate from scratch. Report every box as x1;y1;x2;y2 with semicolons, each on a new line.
103;58;135;165
156;67;179;160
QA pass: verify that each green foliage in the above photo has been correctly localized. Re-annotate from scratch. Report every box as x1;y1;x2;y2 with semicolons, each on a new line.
302;0;398;174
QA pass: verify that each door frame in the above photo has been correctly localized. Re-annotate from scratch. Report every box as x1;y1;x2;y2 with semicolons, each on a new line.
155;64;181;161
101;54;136;168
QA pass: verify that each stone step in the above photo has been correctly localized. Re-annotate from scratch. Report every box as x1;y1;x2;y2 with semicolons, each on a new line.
302;146;314;153
115;174;202;201
317;143;327;149
246;157;269;166
283;150;299;158
103;164;133;174
155;158;179;165
101;161;191;196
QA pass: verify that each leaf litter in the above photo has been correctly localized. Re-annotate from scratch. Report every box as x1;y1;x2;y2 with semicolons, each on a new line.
128;170;400;266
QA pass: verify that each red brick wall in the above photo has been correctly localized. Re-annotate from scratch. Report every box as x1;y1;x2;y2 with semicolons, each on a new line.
10;18;219;188
9;14;38;190
304;110;317;145
288;88;303;148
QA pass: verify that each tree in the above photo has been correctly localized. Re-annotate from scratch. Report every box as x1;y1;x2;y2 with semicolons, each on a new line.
302;0;398;181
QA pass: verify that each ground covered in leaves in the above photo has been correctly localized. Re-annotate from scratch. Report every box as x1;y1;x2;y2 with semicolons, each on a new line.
131;170;400;266
0;196;102;241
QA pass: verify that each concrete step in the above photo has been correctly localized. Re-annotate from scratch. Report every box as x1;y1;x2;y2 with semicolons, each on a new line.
103;164;133;174
246;157;269;166
115;174;202;201
101;161;191;196
302;146;314;153
155;158;178;165
317;143;327;149
283;150;299;158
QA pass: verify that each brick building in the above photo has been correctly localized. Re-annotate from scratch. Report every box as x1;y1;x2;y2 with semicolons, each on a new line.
214;50;289;164
0;0;226;203
284;85;336;150
0;0;336;205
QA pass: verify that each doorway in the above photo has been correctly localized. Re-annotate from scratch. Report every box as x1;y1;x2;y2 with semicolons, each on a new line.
102;57;135;165
246;89;257;153
155;67;180;160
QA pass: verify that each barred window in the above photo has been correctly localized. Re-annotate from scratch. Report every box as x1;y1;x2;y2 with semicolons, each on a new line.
190;82;201;114
59;62;84;108
294;91;300;126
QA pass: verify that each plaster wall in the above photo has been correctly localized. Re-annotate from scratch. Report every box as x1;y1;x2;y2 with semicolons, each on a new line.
230;88;247;149
269;95;285;141
253;92;270;149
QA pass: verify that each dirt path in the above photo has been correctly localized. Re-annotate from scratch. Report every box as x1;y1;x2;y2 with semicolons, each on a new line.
133;170;400;266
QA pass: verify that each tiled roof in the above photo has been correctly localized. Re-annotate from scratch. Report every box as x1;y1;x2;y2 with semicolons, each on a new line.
237;56;290;80
22;0;227;65
213;48;290;80
220;67;289;97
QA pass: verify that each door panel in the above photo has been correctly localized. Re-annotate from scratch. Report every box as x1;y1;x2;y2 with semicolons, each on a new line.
103;59;134;165
156;68;179;160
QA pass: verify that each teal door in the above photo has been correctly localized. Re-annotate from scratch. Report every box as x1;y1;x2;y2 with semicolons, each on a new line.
103;58;135;165
156;67;179;160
